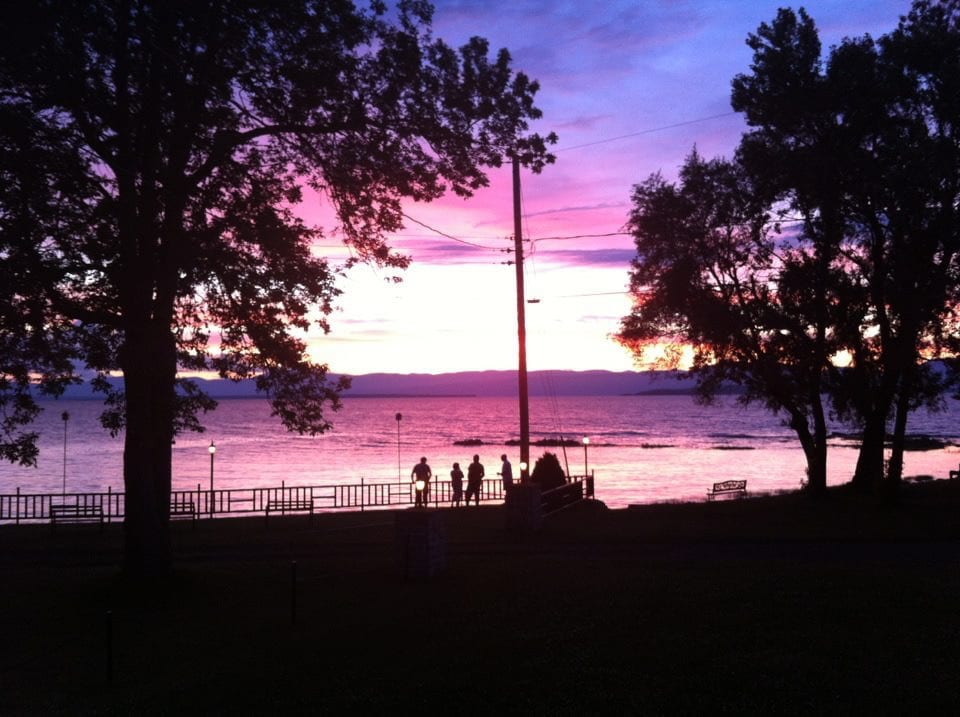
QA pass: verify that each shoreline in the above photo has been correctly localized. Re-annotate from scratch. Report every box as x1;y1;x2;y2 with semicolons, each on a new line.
8;395;960;509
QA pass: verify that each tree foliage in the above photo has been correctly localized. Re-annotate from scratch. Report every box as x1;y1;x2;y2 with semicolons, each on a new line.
620;1;960;494
619;150;839;493
531;451;566;491
0;0;555;573
733;1;960;491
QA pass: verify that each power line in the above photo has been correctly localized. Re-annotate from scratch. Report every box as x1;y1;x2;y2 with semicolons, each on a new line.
391;232;506;241
556;290;629;298
525;289;631;302
556;111;739;153
397;112;740;249
397;215;632;249
390;112;742;250
400;212;504;250
533;231;631;242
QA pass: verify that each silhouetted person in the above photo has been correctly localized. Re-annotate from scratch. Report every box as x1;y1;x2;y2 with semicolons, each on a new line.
465;454;484;506
450;462;464;507
411;456;432;507
499;453;513;493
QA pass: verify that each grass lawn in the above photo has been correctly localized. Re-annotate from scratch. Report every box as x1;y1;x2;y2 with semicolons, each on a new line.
3;481;960;714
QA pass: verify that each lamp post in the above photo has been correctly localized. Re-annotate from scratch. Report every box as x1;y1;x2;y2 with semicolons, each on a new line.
582;436;590;477
61;411;69;495
395;413;402;482
208;441;216;517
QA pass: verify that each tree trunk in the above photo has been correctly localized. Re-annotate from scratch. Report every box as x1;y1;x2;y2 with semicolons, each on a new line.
791;404;827;497
121;322;177;576
852;411;886;491
884;382;912;500
807;389;829;496
803;441;828;496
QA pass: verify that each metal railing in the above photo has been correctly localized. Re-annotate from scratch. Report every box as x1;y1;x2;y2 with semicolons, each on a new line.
0;476;526;524
0;474;593;525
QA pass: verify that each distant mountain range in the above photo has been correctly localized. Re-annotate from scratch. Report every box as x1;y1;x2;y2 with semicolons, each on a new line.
341;370;698;397
57;369;700;399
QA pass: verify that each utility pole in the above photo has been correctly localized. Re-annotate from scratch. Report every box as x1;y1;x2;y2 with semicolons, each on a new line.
512;155;530;481
503;154;541;537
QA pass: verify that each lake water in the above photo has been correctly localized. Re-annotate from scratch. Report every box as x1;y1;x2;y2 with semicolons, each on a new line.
3;395;960;508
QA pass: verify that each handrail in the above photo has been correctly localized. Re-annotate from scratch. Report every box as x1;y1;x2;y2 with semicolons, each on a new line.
540;480;584;515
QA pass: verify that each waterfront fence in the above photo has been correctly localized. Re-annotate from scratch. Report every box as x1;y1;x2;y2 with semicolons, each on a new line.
0;474;593;525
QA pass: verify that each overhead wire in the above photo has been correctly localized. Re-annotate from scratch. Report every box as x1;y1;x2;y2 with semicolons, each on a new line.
554;111;739;153
533;232;630;242
399;211;505;251
393;110;739;245
394;110;738;257
557;290;629;298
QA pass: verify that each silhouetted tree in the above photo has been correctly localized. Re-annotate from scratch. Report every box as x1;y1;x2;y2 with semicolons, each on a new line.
531;451;566;491
622;3;960;499
731;3;960;493
0;0;555;574
618;150;843;494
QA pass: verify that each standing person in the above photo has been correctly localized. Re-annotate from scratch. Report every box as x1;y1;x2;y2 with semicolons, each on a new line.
465;454;485;506
499;453;513;493
450;462;464;507
411;456;432;507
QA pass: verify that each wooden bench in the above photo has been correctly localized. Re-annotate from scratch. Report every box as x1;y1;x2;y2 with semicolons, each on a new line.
170;500;198;526
50;504;104;530
706;479;747;501
265;498;314;524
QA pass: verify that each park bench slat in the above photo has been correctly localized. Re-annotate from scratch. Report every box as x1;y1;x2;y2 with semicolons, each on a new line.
265;498;314;524
706;480;747;501
170;500;198;526
50;504;104;531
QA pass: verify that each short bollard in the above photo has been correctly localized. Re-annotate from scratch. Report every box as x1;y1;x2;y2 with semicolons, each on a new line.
290;560;297;626
105;610;113;684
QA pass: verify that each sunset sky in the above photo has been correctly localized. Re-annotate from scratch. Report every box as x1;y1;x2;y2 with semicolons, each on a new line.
302;0;910;376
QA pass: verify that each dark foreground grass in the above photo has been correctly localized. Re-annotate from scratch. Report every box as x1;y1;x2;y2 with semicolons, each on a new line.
3;481;960;715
